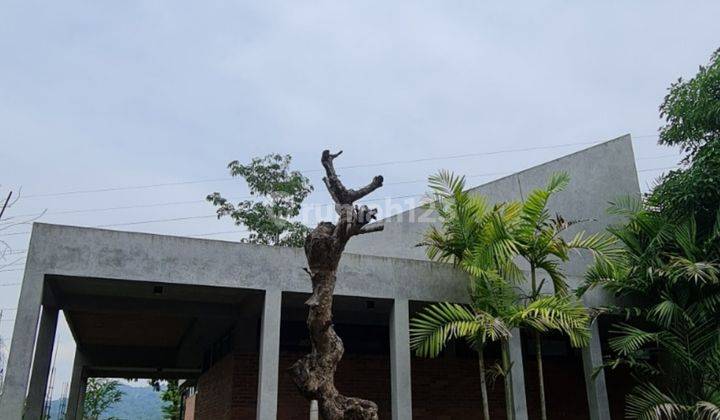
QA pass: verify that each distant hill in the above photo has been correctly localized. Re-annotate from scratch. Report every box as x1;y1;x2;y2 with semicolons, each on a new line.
47;384;163;420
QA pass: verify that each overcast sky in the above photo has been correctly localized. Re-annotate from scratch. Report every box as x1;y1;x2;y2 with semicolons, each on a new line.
1;0;719;398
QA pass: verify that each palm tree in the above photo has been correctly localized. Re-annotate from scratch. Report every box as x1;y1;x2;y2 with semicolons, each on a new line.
481;172;619;420
411;171;606;419
583;198;720;419
410;277;591;420
415;170;516;420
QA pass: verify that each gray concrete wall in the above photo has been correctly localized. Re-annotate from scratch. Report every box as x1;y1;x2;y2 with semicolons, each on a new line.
346;135;641;295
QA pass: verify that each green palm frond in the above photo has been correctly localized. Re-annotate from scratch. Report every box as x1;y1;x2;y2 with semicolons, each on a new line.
708;206;720;246
519;172;570;228
673;218;699;260
697;292;720;314
626;383;686;420
409;302;510;358
535;259;568;296
511;295;590;347
546;171;571;194
568;231;624;265
609;324;662;356
647;294;694;328
428;169;466;199
665;257;719;285
694;401;720;420
607;195;644;217
498;258;526;284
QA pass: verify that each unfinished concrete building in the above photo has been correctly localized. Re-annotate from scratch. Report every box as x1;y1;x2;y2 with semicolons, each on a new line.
0;135;639;419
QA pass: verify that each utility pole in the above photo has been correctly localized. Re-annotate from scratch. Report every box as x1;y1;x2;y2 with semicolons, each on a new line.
43;343;59;419
57;382;69;419
0;309;5;396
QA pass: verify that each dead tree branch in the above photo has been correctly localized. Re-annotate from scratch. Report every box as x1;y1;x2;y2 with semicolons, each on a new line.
290;150;384;420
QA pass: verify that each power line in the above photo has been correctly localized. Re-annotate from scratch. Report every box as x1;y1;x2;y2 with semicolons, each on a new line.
0;165;681;239
7;159;676;221
96;215;216;228
19;135;659;200
638;166;677;173
0;283;20;286
8;172;503;219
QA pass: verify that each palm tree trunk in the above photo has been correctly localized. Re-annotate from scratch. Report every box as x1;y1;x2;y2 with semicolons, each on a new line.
530;265;548;420
478;350;490;420
535;330;547;420
501;342;514;420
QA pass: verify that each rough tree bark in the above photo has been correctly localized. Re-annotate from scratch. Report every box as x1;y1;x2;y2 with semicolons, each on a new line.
290;150;384;420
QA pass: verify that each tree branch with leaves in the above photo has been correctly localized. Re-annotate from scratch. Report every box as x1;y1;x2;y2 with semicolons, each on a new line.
207;154;313;247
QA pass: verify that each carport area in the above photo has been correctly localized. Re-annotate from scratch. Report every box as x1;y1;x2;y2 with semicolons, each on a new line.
27;274;266;418
55;275;263;380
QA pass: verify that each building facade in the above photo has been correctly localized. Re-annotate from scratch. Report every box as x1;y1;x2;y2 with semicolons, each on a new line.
0;135;639;419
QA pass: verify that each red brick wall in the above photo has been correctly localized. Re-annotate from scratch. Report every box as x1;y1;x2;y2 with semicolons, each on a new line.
523;357;590;420
195;351;259;420
195;352;234;419
194;347;620;419
411;355;507;420
277;351;391;420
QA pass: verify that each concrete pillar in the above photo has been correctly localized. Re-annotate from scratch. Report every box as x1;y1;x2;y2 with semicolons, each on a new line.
256;289;282;420
0;269;44;419
309;400;319;420
389;298;412;420
65;348;87;420
25;305;60;419
502;329;528;420
582;320;611;420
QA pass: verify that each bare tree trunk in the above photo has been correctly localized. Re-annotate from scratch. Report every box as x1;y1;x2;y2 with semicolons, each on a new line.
478;350;490;420
535;331;547;420
290;150;384;420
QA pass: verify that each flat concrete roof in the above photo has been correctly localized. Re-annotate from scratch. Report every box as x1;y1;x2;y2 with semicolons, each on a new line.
24;222;472;303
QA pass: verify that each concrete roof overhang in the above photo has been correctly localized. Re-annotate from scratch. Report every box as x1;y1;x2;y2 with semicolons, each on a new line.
22;222;470;379
27;222;471;303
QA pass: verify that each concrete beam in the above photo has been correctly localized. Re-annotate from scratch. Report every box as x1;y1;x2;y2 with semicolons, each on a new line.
256;289;281;420
85;367;200;380
0;266;44;419
25;305;60;419
582;320;611;420
81;345;183;369
59;294;242;318
503;329;528;420
390;298;412;420
24;223;471;304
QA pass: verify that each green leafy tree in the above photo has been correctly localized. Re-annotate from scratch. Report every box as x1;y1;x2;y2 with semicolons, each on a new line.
410;171;604;420
582;47;720;420
583;200;720;419
83;378;124;420
207;154;313;247
650;48;720;233
160;380;181;420
147;379;182;420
